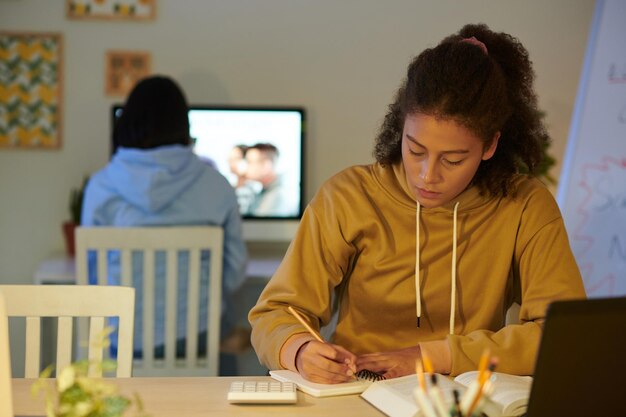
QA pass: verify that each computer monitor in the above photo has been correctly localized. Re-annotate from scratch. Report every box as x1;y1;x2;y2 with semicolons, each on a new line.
111;105;305;241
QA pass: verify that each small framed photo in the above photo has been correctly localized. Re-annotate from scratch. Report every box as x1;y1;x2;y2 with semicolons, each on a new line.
105;50;151;97
67;0;156;21
0;31;63;149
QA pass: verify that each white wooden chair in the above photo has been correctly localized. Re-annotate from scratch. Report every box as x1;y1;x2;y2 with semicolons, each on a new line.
75;226;224;376
0;285;134;378
0;292;13;417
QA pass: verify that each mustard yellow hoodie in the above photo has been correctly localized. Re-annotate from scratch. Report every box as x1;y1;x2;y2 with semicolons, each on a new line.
249;161;585;376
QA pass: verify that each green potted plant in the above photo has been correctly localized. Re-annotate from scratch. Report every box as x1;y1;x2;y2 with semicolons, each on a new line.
62;176;89;257
32;327;148;417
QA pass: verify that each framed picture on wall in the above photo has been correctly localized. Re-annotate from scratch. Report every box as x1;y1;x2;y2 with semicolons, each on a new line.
67;0;156;20
105;50;151;97
0;31;63;149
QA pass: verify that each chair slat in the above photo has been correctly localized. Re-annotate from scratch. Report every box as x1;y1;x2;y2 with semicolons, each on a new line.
56;316;73;374
88;316;105;377
97;249;108;285
207;246;223;373
0;293;14;416
186;249;200;367
24;317;41;378
165;249;177;368
143;250;155;368
121;249;132;287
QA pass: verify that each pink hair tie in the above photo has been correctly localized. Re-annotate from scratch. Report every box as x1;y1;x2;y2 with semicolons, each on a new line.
460;36;488;55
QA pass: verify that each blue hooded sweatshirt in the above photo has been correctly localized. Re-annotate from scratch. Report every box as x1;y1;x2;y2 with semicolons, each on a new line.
81;145;247;355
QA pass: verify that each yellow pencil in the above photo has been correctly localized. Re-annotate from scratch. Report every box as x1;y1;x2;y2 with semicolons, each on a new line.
421;351;434;374
477;348;490;384
467;356;497;416
415;360;426;391
287;305;325;343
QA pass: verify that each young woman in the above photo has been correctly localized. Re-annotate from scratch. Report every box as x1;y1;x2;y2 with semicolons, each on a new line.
249;24;585;383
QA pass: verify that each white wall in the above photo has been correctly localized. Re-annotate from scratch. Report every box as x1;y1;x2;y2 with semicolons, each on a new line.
0;2;593;284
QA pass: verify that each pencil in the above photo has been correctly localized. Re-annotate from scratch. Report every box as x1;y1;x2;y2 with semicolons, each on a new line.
452;389;463;417
415;360;427;391
422;351;434;374
413;361;438;417
429;374;450;417
466;357;498;416
287;305;325;343
477;348;490;383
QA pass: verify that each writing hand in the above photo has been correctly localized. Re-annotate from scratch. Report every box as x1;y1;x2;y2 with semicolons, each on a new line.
295;340;357;384
356;346;421;379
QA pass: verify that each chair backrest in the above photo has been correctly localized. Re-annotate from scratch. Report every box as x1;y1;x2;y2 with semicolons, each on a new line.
0;285;134;378
0;292;13;417
75;226;224;377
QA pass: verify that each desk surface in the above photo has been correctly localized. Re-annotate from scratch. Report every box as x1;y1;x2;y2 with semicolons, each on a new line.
13;376;385;417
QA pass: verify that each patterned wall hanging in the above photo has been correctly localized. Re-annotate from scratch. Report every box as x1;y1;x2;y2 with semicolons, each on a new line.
0;32;63;149
67;0;156;20
105;50;151;97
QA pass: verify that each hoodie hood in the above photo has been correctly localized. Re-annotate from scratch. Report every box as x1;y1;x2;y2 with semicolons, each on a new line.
105;145;205;213
373;160;491;214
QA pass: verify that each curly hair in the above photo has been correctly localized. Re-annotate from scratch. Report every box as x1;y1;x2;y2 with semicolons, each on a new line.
373;23;549;197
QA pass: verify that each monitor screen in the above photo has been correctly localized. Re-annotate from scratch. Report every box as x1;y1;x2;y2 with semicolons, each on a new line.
111;105;306;240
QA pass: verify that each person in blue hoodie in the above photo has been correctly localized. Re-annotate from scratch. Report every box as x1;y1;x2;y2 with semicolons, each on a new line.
81;75;247;373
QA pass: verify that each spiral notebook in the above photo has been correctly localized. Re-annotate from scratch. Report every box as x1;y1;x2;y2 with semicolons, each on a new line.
269;369;384;397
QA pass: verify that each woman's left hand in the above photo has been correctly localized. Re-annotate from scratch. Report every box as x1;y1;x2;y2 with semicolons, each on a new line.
355;346;421;379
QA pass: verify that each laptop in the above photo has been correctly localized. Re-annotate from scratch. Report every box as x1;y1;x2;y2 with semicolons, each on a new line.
525;296;626;417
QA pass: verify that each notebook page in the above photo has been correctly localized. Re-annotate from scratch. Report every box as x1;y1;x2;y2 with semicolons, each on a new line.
269;370;372;397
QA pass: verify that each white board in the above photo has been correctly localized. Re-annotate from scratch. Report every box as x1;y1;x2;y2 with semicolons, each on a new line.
557;0;626;297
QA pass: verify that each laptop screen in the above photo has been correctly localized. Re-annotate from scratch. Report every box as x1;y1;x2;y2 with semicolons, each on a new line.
526;297;626;417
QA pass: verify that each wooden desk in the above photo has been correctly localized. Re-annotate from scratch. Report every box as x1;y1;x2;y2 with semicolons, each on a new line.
12;376;385;416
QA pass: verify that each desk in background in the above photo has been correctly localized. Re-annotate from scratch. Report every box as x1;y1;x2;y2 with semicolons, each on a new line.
12;377;385;417
34;254;282;284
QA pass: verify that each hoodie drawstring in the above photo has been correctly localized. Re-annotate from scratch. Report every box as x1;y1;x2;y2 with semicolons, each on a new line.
415;201;460;335
450;201;460;335
415;202;421;327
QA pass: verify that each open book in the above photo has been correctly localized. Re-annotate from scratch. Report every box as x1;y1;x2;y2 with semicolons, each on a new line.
360;371;532;417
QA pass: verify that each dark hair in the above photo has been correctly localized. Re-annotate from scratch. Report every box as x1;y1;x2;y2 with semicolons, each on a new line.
374;23;549;197
248;143;279;163
114;75;191;149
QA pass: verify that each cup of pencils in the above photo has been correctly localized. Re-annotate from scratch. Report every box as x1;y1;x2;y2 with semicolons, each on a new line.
414;349;498;417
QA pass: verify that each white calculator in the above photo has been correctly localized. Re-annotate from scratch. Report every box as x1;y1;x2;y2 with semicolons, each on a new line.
227;380;298;404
